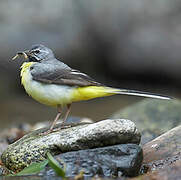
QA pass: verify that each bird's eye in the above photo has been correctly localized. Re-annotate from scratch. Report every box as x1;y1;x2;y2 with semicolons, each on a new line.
33;50;40;54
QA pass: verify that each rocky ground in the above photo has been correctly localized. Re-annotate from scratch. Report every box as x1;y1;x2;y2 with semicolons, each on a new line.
0;99;180;179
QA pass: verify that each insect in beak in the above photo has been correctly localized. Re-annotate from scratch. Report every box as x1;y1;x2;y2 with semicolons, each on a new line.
12;51;29;60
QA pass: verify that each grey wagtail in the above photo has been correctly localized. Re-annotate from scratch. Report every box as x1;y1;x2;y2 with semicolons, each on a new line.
12;44;170;134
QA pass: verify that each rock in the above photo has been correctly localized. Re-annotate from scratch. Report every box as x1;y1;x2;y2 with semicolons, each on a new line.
143;153;181;172
129;125;181;180
112;99;181;144
130;161;181;180
45;144;143;177
1;119;141;172
142;125;181;171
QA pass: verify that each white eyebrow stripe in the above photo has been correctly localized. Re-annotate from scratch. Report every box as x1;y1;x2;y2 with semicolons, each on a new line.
39;50;48;53
70;71;88;76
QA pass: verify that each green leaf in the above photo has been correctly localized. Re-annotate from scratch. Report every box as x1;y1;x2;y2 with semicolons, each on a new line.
15;159;48;176
47;152;66;178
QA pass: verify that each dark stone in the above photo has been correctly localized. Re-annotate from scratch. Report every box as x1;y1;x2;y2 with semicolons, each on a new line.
45;144;143;177
112;99;181;144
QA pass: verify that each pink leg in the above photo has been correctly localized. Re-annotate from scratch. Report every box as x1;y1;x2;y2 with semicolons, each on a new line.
61;104;71;127
40;105;62;135
49;105;62;131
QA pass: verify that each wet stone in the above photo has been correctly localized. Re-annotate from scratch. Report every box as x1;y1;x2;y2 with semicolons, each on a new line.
142;125;181;172
1;119;141;172
143;125;181;165
45;144;143;177
129;125;181;180
130;160;181;180
145;153;181;172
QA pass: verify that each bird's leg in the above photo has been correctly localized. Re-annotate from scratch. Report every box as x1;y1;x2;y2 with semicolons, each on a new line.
39;104;72;135
61;104;71;127
39;105;62;135
51;104;72;132
49;105;62;131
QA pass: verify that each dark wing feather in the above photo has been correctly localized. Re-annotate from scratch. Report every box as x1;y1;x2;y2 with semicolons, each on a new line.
31;62;102;87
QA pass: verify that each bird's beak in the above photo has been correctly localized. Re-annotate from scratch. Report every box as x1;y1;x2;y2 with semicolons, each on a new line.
12;50;30;60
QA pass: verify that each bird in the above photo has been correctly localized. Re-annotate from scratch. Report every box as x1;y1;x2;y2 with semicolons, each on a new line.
12;44;170;134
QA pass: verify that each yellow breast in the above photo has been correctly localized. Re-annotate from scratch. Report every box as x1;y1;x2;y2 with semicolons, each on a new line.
20;62;36;86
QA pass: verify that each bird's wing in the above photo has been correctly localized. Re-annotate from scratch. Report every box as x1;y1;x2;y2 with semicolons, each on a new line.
31;62;102;87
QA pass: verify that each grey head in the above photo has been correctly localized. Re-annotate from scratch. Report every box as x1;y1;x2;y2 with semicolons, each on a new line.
12;44;71;69
26;44;55;62
12;44;55;62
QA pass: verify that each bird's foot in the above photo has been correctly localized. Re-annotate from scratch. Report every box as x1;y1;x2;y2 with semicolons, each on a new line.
39;129;53;136
39;124;71;136
53;124;72;132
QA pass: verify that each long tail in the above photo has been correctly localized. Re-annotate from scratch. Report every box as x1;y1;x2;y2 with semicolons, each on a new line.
73;86;171;102
108;88;171;100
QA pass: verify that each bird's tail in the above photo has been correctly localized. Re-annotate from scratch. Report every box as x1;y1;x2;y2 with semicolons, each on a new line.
108;88;170;100
72;86;171;102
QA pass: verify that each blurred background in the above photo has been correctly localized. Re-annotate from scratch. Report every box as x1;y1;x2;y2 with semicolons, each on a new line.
0;0;180;128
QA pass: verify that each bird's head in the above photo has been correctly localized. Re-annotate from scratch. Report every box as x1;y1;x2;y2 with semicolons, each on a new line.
12;44;54;62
